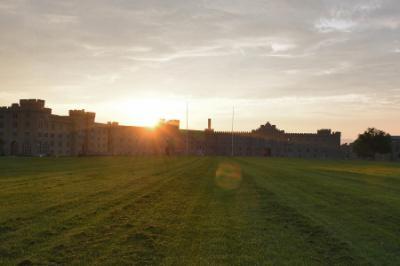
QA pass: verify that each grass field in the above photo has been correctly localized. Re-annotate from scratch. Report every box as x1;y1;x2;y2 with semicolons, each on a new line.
1;157;400;265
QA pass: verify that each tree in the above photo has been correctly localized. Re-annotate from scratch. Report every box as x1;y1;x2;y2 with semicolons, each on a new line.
353;128;392;159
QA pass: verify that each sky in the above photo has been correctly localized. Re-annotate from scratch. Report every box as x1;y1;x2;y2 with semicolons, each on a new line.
0;0;399;142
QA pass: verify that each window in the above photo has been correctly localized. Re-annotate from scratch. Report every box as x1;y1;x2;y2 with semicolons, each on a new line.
42;143;49;153
22;142;31;155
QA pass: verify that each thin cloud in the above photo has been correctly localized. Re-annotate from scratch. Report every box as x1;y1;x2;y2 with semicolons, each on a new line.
0;0;399;139
315;18;356;33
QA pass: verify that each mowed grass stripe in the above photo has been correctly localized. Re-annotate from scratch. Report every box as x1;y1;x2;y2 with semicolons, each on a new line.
0;157;201;264
0;157;200;220
236;158;363;264
91;157;216;265
0;157;199;228
238;157;400;265
162;157;350;265
30;157;208;265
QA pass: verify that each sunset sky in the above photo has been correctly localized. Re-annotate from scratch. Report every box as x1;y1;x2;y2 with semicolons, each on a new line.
1;0;399;142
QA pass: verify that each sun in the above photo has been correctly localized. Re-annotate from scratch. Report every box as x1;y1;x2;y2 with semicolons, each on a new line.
117;98;184;128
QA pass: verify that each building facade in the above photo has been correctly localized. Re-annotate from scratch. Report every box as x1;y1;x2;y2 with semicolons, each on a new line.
0;99;342;158
392;137;400;161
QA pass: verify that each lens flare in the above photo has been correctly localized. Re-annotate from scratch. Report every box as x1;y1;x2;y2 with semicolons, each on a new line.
215;162;242;190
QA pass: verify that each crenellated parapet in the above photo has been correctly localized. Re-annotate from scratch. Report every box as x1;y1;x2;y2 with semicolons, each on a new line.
107;121;119;127
19;99;45;110
0;99;52;114
69;109;95;121
213;130;252;135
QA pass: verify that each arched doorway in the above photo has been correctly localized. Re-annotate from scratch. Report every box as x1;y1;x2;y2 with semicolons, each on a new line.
10;141;18;156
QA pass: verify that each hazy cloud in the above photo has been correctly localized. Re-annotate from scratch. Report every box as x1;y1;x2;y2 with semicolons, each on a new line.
0;0;399;139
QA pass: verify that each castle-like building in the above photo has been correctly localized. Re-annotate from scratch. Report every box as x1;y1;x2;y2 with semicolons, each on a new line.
0;99;342;158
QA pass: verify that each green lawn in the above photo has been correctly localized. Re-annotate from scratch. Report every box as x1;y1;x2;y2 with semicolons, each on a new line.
1;157;400;265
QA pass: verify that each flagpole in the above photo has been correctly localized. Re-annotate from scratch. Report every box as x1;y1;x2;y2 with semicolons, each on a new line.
231;106;234;156
186;102;189;155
